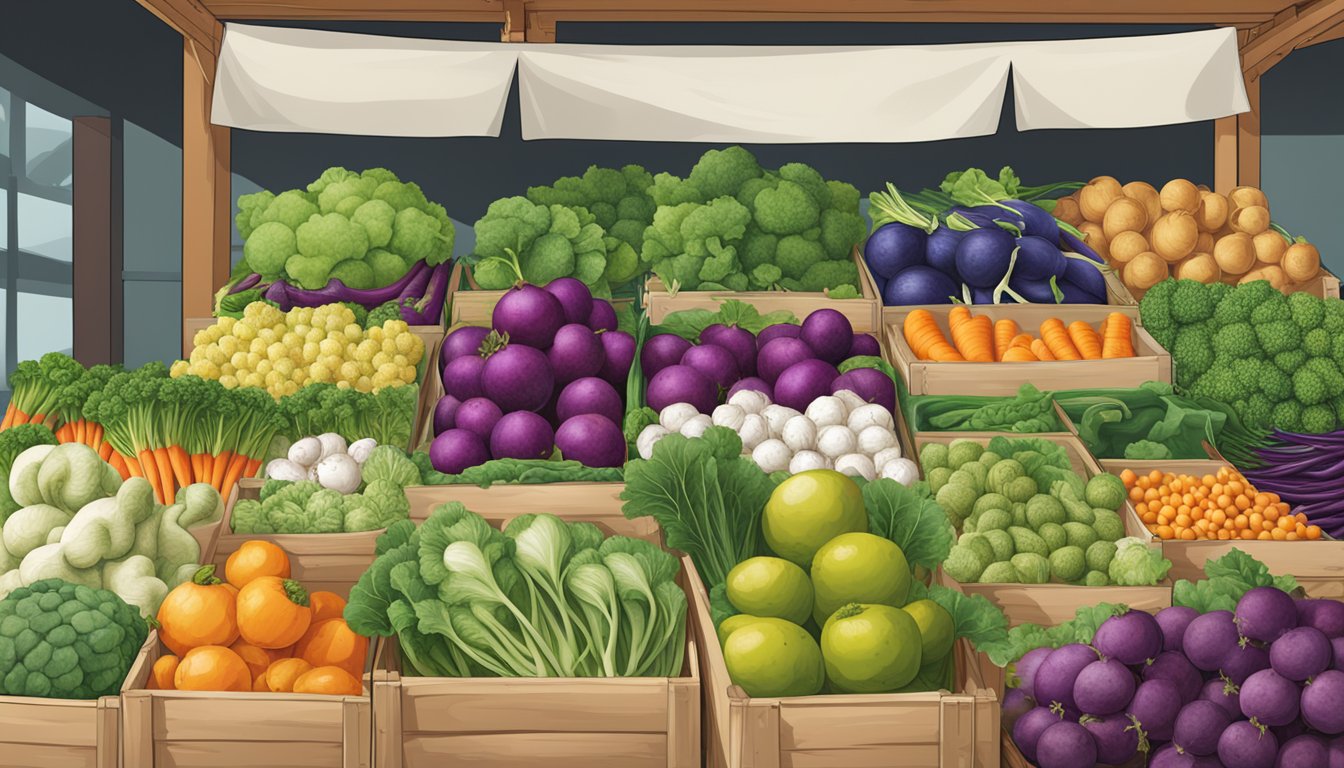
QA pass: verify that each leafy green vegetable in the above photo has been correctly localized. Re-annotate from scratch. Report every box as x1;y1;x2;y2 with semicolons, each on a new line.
709;582;738;629
914;384;1063;433
411;453;623;487
1172;548;1301;612
862;479;954;573
1107;537;1172;586
279;383;417;449
233;449;415;534
0;424;58;522
837;354;900;383
654;300;798;341
361;445;420;488
984;602;1128;667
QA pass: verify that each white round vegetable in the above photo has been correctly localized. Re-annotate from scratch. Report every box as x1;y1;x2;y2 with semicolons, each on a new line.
761;405;802;439
804;396;848;428
315;433;348;461
816;425;857;459
872;446;903;469
739;414;770;452
856;425;899;457
347;437;378;465
789;450;830;474
315;453;362;494
728;389;771;415
847;404;894;433
881;457;920;486
835;453;877;481
752;439;791;473
680;414;713;439
660;403;701;433
288;436;322;467
637;425;670;460
832;389;868;413
307;464;321;483
711;404;746;432
266;458;309;483
781;415;818;453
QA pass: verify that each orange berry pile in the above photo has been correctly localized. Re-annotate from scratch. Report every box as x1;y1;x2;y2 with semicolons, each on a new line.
1120;467;1323;542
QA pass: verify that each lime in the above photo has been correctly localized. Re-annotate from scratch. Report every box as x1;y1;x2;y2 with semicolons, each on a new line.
763;470;867;567
726;557;814;625
723;617;826;698
903;599;955;663
810;532;911;625
717;614;762;646
821;603;922;693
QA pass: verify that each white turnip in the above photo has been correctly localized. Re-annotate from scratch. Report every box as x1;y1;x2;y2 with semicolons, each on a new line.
315;453;361;494
789;451;829;474
347;438;378;464
679;414;712;439
266;458;308;483
315;433;348;461
727;388;771;415
880;458;918;485
659;402;701;433
847;403;894;433
637;425;669;460
738;414;769;451
804;396;847;428
856;425;898;456
816;425;856;459
711;404;746;432
761;405;801;438
288;436;322;467
751;439;790;473
834;453;876;481
781;415;817;453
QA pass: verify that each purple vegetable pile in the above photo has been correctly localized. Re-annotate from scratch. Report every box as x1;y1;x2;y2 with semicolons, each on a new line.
430;278;635;473
1243;430;1344;539
641;308;892;415
1005;591;1344;768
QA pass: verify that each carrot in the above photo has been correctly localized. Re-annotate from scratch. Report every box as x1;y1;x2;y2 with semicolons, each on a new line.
1002;346;1039;362
211;450;232;491
1040;319;1082;360
154;447;176;503
55;424;73;443
948;305;972;334
1068;321;1103;360
28;413;44;427
98;442;114;461
1031;339;1056;361
992;319;1019;361
10;410;29;427
107;451;130;480
244;457;262;479
926;340;966;362
191;454;205;485
955;315;994;362
1;402;14;430
220;452;250;496
1008;333;1034;350
168;446;192;489
90;423;104;449
903;310;955;360
138;449;164;502
1102;312;1136;358
202;455;215;490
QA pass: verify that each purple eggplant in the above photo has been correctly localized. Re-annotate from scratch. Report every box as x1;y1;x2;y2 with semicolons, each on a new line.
228;273;263;294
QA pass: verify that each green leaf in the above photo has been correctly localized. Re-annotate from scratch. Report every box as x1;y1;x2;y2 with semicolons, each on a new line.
827;284;860;300
838;355;898;383
985;602;1126;667
412;454;623;487
1173;548;1299;612
709;582;738;629
655;299;799;340
926;583;1009;654
862;479;954;572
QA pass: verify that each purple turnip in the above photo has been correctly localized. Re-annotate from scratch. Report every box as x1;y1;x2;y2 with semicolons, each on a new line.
543;277;594;325
800;309;854;365
489;411;554;461
493;283;565;349
1173;700;1232;756
455;397;503;441
848;333;880;358
429;429;490;475
443;354;486;401
599;331;636;389
1330;736;1344;768
1144;651;1204;704
1034;643;1097;712
681;344;740;391
1221;640;1270;685
439;326;489;374
1128;678;1183;742
555;414;625;468
773;359;840;412
587;299;617;332
864;222;927;280
1274;719;1307;745
1218;720;1278;768
1094;610;1163;665
1012;706;1063;764
1001;688;1034;729
1271;626;1332;681
1237;586;1298;643
757;337;815;385
1035;720;1097;768
640;334;693;379
830;368;896;414
1014;646;1054;701
1184;610;1241;672
1073;658;1136;716
701;324;758;377
756;323;800;350
433;395;461;435
646;365;717;415
1240;669;1300;726
1150;743;1222;768
1081;712;1139;765
1333;637;1344;671
1298;599;1344;639
556;377;623;426
1157;606;1200;653
481;344;554;413
548;323;605;385
1277;734;1328;768
726;377;774;403
1199;677;1241;719
1302;669;1344;734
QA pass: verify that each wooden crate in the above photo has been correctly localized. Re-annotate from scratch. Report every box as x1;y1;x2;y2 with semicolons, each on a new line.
880;304;1170;397
1099;458;1344;599
643;247;882;332
915;433;1170;628
687;559;998;768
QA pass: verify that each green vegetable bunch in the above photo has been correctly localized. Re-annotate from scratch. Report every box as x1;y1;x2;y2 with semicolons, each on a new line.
924;437;1171;587
233;167;454;292
1141;277;1344;434
344;504;687;678
233;446;417;534
0;423;58;522
278;383;418;449
526;164;656;258
1171;548;1299;613
641;146;867;294
410;452;623;488
912;383;1061;433
0;579;149;699
468;198;626;295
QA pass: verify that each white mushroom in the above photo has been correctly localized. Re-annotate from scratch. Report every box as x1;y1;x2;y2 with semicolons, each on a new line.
347;437;378;464
761;405;802;439
314;453;362;494
857;425;900;456
835;453;877;481
789;450;830;474
659;403;701;433
711;404;746;432
781;415;818;453
680;414;713;439
265;458;308;483
315;433;348;461
728;389;771;415
816;425;858;459
881;458;920;486
832;389;868;413
739;414;770;452
805;396;848;428
872;446;904;469
287;436;322;467
847;404;895;434
637;425;670;460
751;439;791;473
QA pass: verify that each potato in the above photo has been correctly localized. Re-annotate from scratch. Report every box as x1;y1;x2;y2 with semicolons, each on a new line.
1239;265;1288;290
1283;241;1322;282
1102;197;1149;241
1151;212;1199;262
1078;222;1110;260
1229;186;1269;212
1230;205;1270;236
1122;181;1163;225
1124;252;1169;291
1252;231;1288;265
1196;231;1215;254
1195;191;1229;232
1175;252;1221;284
1109;231;1149;265
1053;197;1084;228
1159;179;1201;214
1214;232;1257;275
1079;182;1122;223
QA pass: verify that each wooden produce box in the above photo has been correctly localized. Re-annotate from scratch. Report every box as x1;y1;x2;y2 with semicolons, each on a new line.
1099;458;1344;599
687;559;998;768
881;304;1170;397
916;433;1170;628
643;247;882;332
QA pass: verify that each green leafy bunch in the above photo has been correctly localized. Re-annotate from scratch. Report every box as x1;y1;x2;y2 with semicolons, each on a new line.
410;452;622;487
277;382;417;449
640;146;867;294
468;198;620;295
526;164;656;259
1172;548;1299;613
234;166;455;292
234;446;418;535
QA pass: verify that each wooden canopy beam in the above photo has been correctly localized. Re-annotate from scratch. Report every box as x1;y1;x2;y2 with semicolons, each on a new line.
201;0;507;23
1241;0;1344;75
132;0;220;53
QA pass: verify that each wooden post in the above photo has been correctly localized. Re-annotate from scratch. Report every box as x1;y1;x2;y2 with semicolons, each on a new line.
182;27;231;357
1237;73;1262;191
72;117;124;365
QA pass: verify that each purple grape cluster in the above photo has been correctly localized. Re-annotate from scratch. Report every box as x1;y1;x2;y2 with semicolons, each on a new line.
1003;590;1344;768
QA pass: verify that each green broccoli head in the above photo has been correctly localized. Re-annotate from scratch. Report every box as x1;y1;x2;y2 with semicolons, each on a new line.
242;222;296;279
1288;291;1326;330
1169;279;1216;325
1255;320;1302;356
235;190;276;240
351;199;396;250
1172;325;1214;386
819;208;866;260
365;249;409;289
1294;366;1331;406
775;235;826;280
293;213;369;283
738;229;778;272
317;176;379;215
1306;328;1334;358
389;207;452;265
685;146;763;201
472;197;554;263
365;300;404;329
1213;279;1278;325
372;180;430;213
1273;399;1303;431
307;167;360;195
753;180;821;236
329;259;376;290
800;259;859;293
255;190;319;233
1138;278;1177;332
776;163;831;209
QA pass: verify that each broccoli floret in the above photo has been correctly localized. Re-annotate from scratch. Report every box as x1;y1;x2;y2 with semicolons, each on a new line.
365;300;403;329
1306;357;1344;396
1289;291;1326;330
1275;349;1308;374
686;146;763;201
753;180;821;236
366;249;409;288
1256;320;1303;356
1214;280;1276;325
351;199;396;249
242;222;297;279
317;176;378;214
1172;325;1214;386
1301;404;1337;434
1242;393;1275;428
826;180;862;213
329;259;375;290
1304;328;1333;358
819;208;867;260
1251;294;1290;325
1294;367;1331;406
1325;300;1344;334
389;207;452;265
800;259;860;292
1212;323;1259;360
527;232;578;283
775;235;826;280
1273;400;1303;431
1139;278;1177;334
236;190;276;240
293;213;369;285
749;264;783;290
1170;279;1217;324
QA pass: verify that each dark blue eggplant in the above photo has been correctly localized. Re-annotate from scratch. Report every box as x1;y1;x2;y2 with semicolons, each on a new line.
970;286;997;305
1000;200;1061;242
1056;279;1106;304
882;265;959;306
955;228;1016;289
926;227;964;279
1008;275;1062;304
1013;235;1068;281
865;222;928;279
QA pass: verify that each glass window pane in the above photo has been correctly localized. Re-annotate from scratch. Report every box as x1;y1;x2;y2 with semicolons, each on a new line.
0;86;9;163
0;287;7;407
18;194;70;262
123;281;181;367
16;292;71;362
24;103;72;191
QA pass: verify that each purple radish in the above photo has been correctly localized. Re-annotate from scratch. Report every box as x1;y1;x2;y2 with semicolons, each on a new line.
555;413;626;468
756;323;801;349
757;337;815;385
1328;736;1344;768
645;365;717;415
1014;646;1054;701
681;344;741;391
773;359;840;412
1151;744;1224;768
1144;651;1204;704
848;333;881;358
1221;640;1270;685
543;277;593;325
1240;669;1300;726
1199;677;1242;719
455;397;503;441
1001;688;1034;728
587;299;617;332
799;309;854;365
1271;626;1332;681
829;368;896;413
443;354;486;401
1184;611;1241;672
1298;599;1344;639
1012;706;1063;765
492;283;565;349
1173;700;1232;756
1237;586;1298;643
1274;719;1307;746
1157;606;1200;653
439;326;489;372
599;331;636;388
1277;734;1328;768
429;429;489;475
556;377;623;426
1035;720;1097;768
924;226;963;278
726;377;774;403
548;324;605;385
433;395;461;435
1218;720;1278;768
1128;678;1183;742
1034;643;1097;712
640;334;693;379
1302;669;1344;735
1081;712;1139;766
1094;610;1163;665
489;411;554;461
701;324;758;377
1333;637;1344;671
1073;658;1135;716
481;344;554;413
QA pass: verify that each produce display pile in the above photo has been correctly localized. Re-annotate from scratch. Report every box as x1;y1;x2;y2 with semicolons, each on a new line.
1120;466;1321;542
903;307;1136;362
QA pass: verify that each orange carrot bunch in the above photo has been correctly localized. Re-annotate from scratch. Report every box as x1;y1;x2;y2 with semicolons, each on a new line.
903;309;1137;363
